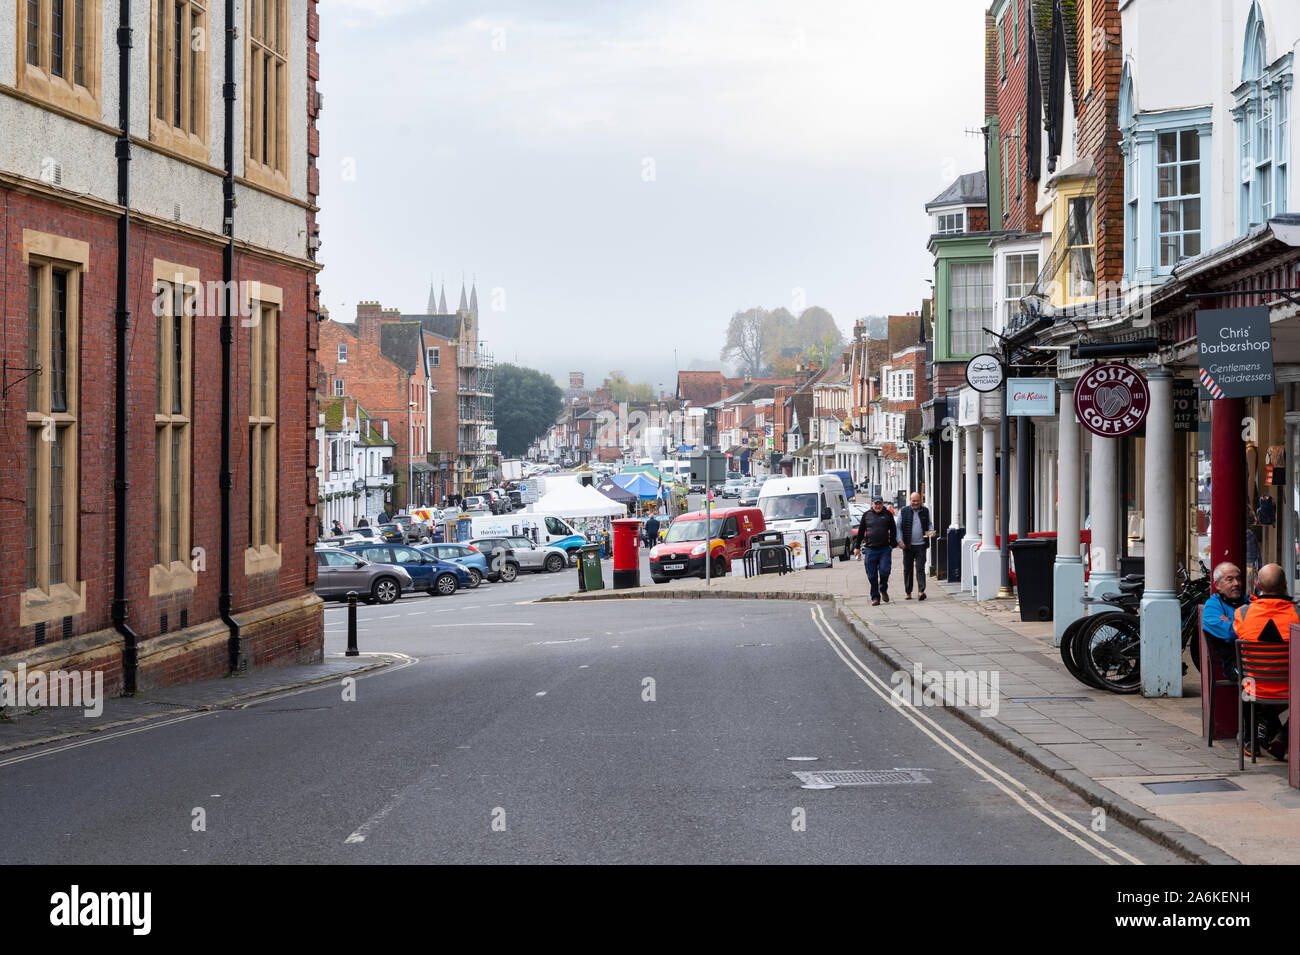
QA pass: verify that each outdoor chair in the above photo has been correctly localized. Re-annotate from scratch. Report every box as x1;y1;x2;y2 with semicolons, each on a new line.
1200;607;1240;747
1237;639;1290;770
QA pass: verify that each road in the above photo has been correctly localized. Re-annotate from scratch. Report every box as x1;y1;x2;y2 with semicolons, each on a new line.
0;564;1184;864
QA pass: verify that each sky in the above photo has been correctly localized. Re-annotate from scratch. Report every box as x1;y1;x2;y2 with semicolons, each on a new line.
317;0;990;389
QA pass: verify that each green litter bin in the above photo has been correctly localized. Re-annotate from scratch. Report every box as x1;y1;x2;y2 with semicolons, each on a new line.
578;543;604;592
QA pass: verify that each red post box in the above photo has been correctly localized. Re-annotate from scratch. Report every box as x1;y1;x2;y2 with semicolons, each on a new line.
612;518;641;590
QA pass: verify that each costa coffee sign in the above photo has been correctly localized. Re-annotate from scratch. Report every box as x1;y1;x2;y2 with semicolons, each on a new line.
1073;363;1150;437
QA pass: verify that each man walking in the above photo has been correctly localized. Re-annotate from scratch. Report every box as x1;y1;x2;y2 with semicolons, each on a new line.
898;491;932;600
852;495;898;605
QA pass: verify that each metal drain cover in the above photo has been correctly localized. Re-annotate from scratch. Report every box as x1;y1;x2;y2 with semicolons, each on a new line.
1142;778;1243;795
794;769;931;788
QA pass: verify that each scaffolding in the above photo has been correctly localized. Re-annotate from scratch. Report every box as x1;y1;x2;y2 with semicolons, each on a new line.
456;342;494;493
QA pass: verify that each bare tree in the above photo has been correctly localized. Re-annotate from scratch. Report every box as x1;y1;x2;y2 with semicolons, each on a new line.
720;308;768;376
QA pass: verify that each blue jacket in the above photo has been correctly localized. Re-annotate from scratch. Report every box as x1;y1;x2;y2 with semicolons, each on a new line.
1202;592;1247;644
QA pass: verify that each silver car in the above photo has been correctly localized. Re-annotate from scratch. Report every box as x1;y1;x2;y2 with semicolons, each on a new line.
314;547;413;604
505;536;569;573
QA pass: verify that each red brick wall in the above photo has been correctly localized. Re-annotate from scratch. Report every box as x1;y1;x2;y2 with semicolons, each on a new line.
0;189;321;669
996;0;1043;234
1076;0;1124;289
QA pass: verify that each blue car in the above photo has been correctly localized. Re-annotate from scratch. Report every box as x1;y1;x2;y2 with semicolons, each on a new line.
417;542;488;588
342;543;470;596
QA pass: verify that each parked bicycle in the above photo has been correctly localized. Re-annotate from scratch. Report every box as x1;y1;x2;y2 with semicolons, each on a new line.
1060;563;1211;694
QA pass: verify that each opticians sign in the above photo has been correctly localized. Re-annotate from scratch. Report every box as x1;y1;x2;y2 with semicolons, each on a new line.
1006;379;1056;416
1074;363;1150;437
965;353;1004;392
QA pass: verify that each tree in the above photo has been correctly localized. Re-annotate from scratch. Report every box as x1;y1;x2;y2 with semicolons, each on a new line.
720;308;768;377
796;307;844;353
608;373;655;403
494;363;563;457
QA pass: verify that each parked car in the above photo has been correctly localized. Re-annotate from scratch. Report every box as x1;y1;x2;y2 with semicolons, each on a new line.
314;547;413;604
649;507;765;582
467;537;521;582
417;542;489;587
463;496;490;513
347;525;382;543
341;543;470;596
391;514;432;543
721;479;745;499
504;536;569;573
374;522;406;544
507;489;523;510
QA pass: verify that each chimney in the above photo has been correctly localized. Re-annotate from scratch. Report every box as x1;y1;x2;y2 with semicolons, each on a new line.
356;300;385;346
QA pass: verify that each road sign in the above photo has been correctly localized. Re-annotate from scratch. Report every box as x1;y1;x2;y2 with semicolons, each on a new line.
690;453;728;486
517;480;539;503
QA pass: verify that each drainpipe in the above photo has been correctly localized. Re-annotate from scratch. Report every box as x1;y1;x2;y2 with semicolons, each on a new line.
111;0;139;693
219;0;241;669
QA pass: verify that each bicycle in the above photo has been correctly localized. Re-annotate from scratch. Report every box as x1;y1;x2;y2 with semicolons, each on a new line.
1065;565;1211;694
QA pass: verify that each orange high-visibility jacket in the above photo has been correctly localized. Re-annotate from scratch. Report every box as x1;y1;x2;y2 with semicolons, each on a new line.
1232;596;1296;700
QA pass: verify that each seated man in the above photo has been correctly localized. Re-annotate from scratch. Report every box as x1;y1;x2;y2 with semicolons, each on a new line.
1202;562;1248;678
1232;563;1295;760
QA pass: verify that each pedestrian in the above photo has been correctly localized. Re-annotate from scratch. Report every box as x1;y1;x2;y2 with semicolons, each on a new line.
378;507;390;523
644;513;660;547
358;516;369;527
852;495;898;605
330;519;344;537
898;491;932;601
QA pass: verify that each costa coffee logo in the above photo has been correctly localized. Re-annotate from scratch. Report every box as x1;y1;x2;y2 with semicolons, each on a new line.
1073;363;1149;437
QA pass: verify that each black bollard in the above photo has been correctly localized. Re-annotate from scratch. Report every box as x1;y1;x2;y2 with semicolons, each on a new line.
346;591;359;656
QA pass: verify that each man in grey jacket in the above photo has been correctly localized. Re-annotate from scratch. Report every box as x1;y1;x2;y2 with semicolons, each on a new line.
898;492;932;600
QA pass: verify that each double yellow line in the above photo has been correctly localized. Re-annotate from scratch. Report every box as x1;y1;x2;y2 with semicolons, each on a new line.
808;604;1142;865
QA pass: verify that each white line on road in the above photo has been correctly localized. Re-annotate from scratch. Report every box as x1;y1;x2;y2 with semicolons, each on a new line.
380;615;400;619
0;713;209;767
808;604;1141;866
528;637;591;646
423;623;535;628
345;790;407;844
408;612;426;616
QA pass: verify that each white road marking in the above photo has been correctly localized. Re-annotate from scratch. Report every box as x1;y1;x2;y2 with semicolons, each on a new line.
535;691;547;697
345;790;406;844
423;623;535;628
408;612;426;616
808;605;1141;866
380;615;399;619
529;637;591;646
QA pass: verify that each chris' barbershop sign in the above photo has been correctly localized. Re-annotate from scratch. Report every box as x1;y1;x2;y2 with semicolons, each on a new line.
1006;379;1056;416
1074;363;1149;437
1196;306;1275;399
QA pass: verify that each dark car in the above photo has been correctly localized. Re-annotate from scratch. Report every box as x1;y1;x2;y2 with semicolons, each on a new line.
466;537;521;583
390;514;432;543
342;543;470;596
375;523;405;544
507;490;523;510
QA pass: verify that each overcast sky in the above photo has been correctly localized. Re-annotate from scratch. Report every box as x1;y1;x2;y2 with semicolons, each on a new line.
317;0;989;389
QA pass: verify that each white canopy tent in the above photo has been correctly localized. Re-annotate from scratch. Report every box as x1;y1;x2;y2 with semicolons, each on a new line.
528;479;626;519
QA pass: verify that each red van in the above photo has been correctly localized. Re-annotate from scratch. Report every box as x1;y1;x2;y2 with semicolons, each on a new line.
649;507;765;583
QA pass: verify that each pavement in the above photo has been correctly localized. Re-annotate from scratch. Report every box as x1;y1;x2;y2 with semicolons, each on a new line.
539;557;1300;865
0;652;399;755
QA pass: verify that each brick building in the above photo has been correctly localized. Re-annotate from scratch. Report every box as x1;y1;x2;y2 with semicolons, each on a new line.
0;0;325;689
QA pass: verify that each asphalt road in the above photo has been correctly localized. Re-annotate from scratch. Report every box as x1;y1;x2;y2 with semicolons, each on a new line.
0;566;1183;864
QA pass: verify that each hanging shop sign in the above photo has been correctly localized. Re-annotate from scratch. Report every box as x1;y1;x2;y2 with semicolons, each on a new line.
1196;306;1275;399
1074;362;1150;437
1006;379;1056;416
965;353;1004;393
1172;378;1199;432
957;387;980;427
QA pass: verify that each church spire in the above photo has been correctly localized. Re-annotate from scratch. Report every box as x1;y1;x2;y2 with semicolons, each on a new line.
458;280;469;314
426;279;437;314
438;282;447;314
469;282;479;319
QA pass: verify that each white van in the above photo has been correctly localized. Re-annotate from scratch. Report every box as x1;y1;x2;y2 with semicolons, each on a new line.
464;511;587;563
756;475;854;561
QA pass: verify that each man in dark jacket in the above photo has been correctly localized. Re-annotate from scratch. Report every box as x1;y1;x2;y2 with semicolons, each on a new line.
852;495;898;605
643;514;660;546
898;492;932;600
